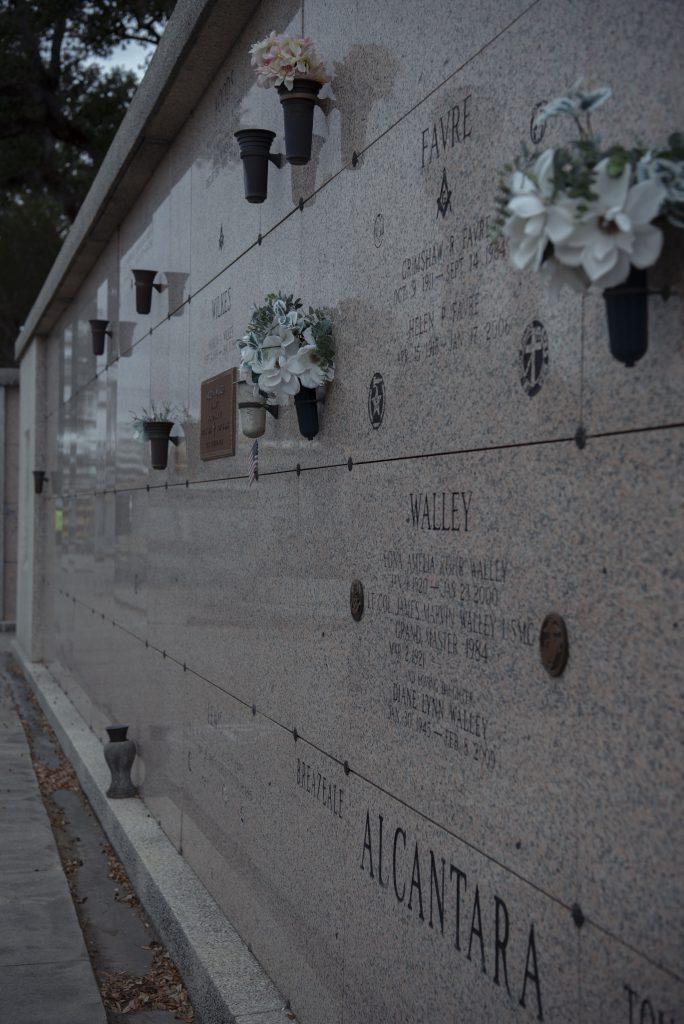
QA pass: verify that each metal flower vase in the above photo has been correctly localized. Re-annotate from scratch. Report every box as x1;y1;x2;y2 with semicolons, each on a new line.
132;269;162;315
603;267;649;367
278;79;322;165
234;129;282;203
237;381;267;437
89;319;111;356
294;386;320;439
104;725;137;799
145;421;175;470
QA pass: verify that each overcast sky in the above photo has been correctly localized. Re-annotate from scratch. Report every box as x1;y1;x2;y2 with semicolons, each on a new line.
97;39;156;79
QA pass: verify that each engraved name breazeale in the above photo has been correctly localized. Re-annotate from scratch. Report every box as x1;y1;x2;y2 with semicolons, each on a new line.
296;758;343;818
361;809;544;1020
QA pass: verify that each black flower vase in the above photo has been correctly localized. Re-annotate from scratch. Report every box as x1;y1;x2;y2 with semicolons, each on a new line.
104;725;137;799
603;267;648;367
294;386;319;439
234;129;278;203
145;421;174;470
132;269;161;315
278;79;321;165
89;319;110;356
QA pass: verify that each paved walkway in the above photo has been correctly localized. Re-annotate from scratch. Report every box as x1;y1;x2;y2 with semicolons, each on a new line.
0;668;107;1024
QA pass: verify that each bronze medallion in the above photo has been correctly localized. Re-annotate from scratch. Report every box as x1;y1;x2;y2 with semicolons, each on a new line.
350;579;364;622
539;613;569;677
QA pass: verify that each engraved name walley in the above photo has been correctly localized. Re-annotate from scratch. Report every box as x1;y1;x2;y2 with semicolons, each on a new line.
408;490;472;532
296;758;343;818
361;810;544;1021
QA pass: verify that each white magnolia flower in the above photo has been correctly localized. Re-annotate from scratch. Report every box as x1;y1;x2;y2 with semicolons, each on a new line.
287;344;331;389
503;149;580;270
554;159;666;287
256;338;303;405
539;79;612;125
637;154;684;228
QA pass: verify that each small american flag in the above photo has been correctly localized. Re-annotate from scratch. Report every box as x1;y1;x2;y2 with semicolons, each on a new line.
248;439;258;485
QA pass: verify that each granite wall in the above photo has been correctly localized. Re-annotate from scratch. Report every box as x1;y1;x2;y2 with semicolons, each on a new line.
25;1;684;1021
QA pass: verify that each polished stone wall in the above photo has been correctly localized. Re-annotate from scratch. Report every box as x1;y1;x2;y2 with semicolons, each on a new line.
30;1;684;1021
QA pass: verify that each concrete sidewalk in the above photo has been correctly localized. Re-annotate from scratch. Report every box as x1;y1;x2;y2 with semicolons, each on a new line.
0;676;106;1023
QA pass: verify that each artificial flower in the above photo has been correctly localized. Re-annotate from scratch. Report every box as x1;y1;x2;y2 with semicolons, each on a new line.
250;32;328;90
554;160;666;287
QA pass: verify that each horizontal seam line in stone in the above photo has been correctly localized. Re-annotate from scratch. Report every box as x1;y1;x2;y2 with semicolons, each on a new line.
54;582;684;986
39;421;684;502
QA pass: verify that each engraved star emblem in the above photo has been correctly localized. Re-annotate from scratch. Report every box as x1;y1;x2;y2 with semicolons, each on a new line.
437;169;452;219
218;224;224;251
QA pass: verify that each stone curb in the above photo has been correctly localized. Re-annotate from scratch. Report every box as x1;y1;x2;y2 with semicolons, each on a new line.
13;645;291;1024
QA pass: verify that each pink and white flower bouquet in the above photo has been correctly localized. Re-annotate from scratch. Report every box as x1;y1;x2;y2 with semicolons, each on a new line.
249;32;328;91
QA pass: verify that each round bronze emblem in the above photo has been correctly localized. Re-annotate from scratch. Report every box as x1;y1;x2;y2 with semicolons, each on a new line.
539;613;568;677
519;319;549;397
368;372;385;430
350;579;364;622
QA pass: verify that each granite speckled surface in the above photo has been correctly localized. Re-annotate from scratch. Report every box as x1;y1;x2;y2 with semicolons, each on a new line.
20;0;684;1021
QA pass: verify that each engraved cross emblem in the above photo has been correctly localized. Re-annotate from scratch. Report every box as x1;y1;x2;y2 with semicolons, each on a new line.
519;319;549;397
436;168;452;219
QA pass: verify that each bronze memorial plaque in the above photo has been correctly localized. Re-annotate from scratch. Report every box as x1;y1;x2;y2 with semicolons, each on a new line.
539;612;569;677
200;369;236;460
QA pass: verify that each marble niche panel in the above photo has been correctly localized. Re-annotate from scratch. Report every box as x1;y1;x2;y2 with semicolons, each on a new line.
295;8;592;469
118;148;178;338
578;0;684;436
115;331;151;490
180;678;348;1024
297;429;681;967
579;922;683;1024
341;772;577;1024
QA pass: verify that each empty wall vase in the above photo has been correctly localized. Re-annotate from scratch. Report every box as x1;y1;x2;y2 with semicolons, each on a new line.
294;385;320;439
603;267;648;367
145;421;175;470
104;725;137;799
278;79;322;165
89;319;111;356
132;269;162;315
234;129;280;203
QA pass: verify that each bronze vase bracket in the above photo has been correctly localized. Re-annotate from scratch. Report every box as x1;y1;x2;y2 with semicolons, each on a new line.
234;129;284;204
132;269;163;315
350;580;365;622
539;613;569;678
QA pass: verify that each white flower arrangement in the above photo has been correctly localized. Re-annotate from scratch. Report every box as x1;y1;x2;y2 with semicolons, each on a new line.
237;293;334;406
249;32;328;91
495;80;684;294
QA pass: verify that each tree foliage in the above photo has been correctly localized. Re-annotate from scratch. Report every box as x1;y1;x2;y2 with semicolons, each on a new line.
0;0;174;363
